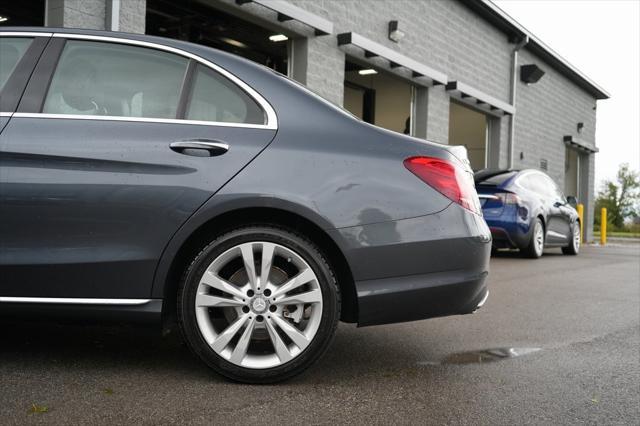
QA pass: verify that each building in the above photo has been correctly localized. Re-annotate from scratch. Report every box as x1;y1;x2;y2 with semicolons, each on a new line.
0;0;609;240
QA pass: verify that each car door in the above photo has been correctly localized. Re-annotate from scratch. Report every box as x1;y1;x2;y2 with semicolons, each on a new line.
539;174;570;245
0;34;277;299
551;181;573;242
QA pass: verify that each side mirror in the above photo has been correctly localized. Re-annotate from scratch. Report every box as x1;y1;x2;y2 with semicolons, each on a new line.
566;196;577;208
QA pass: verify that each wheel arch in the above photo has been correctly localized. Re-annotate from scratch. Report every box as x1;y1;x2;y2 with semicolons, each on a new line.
155;205;359;331
537;214;546;233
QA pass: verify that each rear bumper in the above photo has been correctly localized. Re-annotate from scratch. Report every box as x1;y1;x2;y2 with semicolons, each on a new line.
355;269;489;326
486;221;531;249
483;205;533;250
329;202;491;327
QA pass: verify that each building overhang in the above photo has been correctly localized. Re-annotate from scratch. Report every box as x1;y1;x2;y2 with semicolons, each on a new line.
236;0;333;35
337;32;448;86
446;81;515;116
564;135;599;153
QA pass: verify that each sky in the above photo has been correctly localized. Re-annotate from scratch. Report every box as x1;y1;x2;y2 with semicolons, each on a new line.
493;0;640;187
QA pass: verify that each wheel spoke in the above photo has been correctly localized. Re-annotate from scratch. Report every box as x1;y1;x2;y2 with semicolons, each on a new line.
201;271;246;299
240;243;258;291
275;288;322;305
212;314;250;352
271;268;315;299
229;317;256;364
271;314;310;349
265;317;292;363
260;242;276;288
196;293;244;308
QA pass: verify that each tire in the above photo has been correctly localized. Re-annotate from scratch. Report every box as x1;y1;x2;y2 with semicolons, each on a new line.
562;221;580;255
521;218;545;259
177;225;340;383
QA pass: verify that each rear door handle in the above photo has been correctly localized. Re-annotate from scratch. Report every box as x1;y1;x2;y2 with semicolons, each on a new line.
170;139;229;157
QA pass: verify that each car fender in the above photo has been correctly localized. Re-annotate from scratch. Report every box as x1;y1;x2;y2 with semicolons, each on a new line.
150;193;347;298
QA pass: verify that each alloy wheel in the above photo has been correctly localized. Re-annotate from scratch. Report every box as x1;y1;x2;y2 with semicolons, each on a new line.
194;241;323;369
534;222;544;256
573;224;581;252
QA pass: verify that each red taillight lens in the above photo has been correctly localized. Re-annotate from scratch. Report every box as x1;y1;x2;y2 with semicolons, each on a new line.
403;156;480;214
497;192;520;205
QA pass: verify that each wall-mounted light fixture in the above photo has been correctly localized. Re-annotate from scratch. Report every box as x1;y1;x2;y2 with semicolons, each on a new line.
358;69;378;75
269;34;288;42
388;20;405;43
577;122;584;133
520;64;545;84
0;15;9;22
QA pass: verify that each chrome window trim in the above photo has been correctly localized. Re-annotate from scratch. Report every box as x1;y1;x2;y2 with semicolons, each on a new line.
11;112;273;129
0;112;13;117
9;32;277;130
0;297;152;305
0;32;53;37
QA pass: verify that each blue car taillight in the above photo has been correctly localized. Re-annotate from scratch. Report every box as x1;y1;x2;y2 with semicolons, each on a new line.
496;192;520;205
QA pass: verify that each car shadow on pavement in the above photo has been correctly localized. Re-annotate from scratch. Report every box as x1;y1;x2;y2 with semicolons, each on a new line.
0;318;217;381
0;319;429;384
491;249;564;258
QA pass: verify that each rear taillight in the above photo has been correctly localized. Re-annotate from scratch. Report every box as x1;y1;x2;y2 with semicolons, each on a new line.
497;192;520;205
404;156;480;214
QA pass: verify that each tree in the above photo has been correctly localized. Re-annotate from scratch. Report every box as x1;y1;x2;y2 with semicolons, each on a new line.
594;163;640;229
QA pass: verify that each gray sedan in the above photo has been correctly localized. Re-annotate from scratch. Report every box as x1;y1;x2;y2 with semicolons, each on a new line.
0;27;491;383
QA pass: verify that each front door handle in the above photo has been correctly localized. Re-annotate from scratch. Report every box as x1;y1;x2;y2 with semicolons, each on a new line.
170;139;229;157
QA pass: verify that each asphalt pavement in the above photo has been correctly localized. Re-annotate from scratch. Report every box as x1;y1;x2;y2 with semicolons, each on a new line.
1;244;638;425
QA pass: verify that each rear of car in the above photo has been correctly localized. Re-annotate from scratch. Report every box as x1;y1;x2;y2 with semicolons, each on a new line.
474;170;524;249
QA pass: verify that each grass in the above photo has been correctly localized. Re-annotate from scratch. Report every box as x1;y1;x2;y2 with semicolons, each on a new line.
593;231;640;238
28;404;49;415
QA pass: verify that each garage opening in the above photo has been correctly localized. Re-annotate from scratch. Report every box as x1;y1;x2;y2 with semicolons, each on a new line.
564;146;580;198
343;60;413;135
448;101;488;171
146;0;288;75
0;1;45;26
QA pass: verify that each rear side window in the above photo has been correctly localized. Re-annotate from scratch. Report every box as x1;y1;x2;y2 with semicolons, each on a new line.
521;173;554;197
43;40;188;119
476;171;518;186
186;64;265;125
0;38;32;91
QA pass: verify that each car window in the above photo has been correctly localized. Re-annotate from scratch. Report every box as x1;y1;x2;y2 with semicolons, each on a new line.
476;171;518;186
42;40;188;119
542;174;565;201
0;37;32;91
518;174;535;192
520;173;548;196
185;64;265;124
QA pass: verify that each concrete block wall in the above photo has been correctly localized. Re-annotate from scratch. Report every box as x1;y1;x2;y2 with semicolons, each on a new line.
294;0;512;102
514;48;598;240
46;0;146;33
46;0;106;29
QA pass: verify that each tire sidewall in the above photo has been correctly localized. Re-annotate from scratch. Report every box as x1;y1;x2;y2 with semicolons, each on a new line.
178;226;339;383
563;221;580;255
533;219;544;258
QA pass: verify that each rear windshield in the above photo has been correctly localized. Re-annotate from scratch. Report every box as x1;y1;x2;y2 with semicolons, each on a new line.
475;171;518;186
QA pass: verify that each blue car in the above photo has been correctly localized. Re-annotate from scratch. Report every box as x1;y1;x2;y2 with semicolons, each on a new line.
475;169;581;258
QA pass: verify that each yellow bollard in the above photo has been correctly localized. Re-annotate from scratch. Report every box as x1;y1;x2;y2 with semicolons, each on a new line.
576;203;584;242
600;207;607;246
